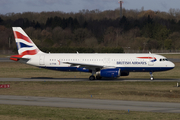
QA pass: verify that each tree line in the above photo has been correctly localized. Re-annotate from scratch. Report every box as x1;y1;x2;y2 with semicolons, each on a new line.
1;8;180;53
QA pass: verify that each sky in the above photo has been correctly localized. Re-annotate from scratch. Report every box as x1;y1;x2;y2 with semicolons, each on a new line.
0;0;180;14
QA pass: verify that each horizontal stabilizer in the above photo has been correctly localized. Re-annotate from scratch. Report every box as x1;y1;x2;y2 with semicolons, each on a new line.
10;55;30;61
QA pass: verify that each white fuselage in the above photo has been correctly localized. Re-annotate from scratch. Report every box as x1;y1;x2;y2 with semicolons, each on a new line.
24;53;175;73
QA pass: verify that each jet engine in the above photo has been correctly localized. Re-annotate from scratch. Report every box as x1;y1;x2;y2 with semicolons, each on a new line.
96;68;120;78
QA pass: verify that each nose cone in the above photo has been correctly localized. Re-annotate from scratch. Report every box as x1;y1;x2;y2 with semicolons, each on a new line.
172;62;175;68
169;61;175;69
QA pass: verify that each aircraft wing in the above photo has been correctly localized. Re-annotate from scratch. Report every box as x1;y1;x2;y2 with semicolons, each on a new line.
63;62;115;71
63;62;103;68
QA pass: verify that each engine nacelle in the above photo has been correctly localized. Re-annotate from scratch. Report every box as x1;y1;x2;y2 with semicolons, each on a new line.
96;68;120;78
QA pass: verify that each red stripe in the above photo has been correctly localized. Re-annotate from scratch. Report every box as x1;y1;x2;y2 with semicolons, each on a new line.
137;57;156;59
14;31;32;43
16;49;38;57
20;49;39;56
10;49;39;61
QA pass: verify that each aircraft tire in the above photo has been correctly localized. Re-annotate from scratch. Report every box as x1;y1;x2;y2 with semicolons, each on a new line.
89;75;95;80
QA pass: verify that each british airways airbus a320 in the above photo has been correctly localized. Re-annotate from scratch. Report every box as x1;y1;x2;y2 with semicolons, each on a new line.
10;27;175;80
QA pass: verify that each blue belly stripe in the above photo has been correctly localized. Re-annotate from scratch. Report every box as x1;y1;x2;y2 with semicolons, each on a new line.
41;66;174;72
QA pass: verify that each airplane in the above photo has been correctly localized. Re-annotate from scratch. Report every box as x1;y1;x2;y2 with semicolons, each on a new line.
10;27;175;80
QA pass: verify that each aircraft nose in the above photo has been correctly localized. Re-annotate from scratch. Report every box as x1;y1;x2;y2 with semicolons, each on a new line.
170;62;175;68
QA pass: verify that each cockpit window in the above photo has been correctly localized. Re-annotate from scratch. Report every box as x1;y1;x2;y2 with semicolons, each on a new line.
160;58;168;61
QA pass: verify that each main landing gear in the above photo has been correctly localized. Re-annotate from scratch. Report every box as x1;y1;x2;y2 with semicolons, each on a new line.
89;71;96;81
89;75;95;80
150;72;154;80
89;75;102;80
89;70;102;80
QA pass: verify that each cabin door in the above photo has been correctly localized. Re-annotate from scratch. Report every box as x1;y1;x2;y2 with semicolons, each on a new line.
39;55;45;65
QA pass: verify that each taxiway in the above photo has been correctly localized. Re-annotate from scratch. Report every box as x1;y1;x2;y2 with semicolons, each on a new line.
0;77;179;82
0;95;180;113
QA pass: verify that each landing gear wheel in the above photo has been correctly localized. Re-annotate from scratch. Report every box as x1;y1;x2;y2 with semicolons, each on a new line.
149;72;154;81
89;75;95;81
96;76;102;80
150;77;154;81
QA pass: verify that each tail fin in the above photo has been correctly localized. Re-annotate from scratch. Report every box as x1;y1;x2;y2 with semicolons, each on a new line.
12;27;43;56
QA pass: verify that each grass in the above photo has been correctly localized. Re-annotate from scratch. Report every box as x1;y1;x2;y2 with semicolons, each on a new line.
0;81;180;103
0;54;12;58
0;62;91;78
0;104;180;120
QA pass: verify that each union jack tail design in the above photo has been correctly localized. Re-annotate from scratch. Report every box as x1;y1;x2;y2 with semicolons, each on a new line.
12;27;42;56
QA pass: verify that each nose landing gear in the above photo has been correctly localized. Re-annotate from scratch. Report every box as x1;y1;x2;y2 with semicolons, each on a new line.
150;72;154;80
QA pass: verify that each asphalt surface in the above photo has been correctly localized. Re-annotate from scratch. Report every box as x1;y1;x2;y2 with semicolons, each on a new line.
0;78;180;82
0;57;12;62
0;95;180;113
